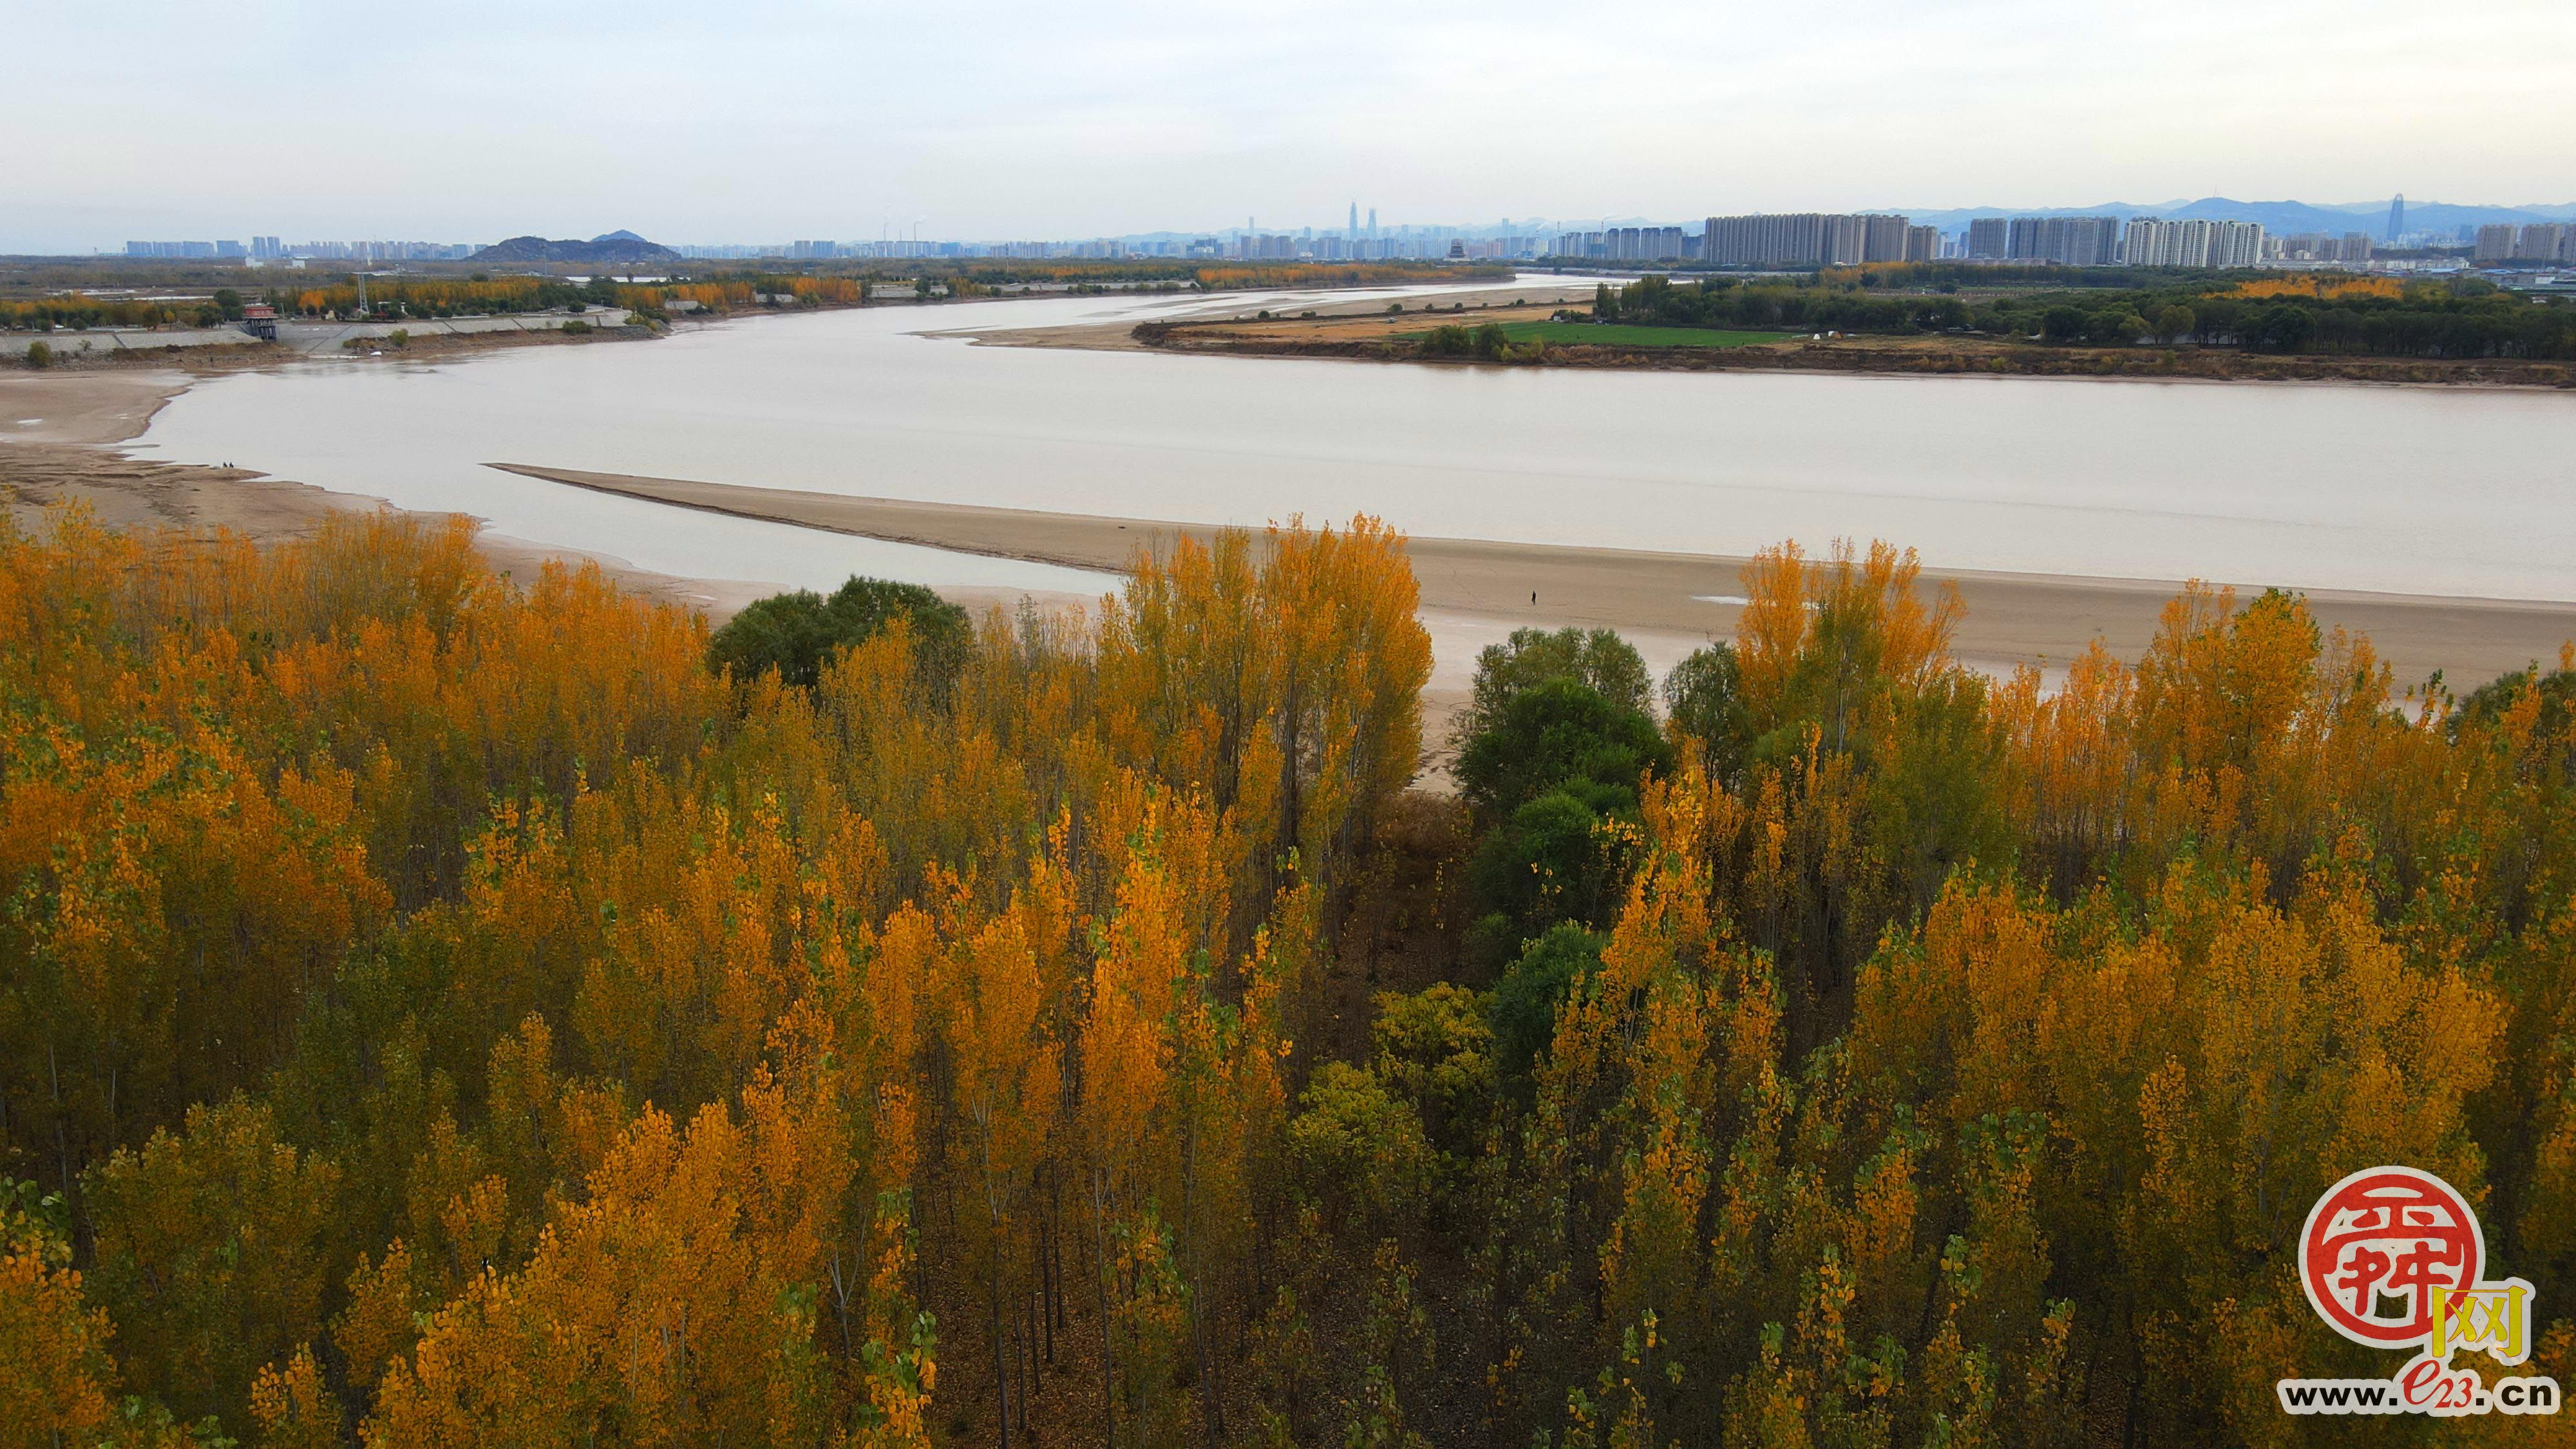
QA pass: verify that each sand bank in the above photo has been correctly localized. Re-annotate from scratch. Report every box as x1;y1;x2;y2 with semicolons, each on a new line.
486;463;2576;691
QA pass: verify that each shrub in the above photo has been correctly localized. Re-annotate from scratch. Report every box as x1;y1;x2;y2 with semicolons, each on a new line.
558;319;592;336
1286;1062;1434;1237
1369;983;1495;1157
24;340;51;368
1419;324;1473;357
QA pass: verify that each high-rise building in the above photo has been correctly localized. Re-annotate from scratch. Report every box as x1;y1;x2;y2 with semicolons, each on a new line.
1821;214;1866;265
1965;218;2008;260
1348;202;1358;235
2386;194;2406;243
1703;213;1823;267
1904;225;1940;263
2005;216;2119;266
1861;214;1909;263
1367;208;1377;238
1701;213;1910;268
2474;225;2516;262
2512;224;2571;263
2120;218;2266;269
1600;226;1689;261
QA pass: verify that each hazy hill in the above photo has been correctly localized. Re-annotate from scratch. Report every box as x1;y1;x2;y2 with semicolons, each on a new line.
469;232;682;265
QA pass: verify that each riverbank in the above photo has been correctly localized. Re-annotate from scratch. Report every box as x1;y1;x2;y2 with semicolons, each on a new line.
949;281;1607;352
485;462;2576;694
1095;301;2576;388
0;368;775;618
3;314;661;373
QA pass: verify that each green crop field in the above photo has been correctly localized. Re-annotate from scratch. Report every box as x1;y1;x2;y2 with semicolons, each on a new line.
1403;321;1790;349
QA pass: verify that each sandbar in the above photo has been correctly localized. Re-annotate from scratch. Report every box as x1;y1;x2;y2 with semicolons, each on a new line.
486;462;2576;692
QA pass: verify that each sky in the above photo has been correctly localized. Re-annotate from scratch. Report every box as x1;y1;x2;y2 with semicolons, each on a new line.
8;0;2574;252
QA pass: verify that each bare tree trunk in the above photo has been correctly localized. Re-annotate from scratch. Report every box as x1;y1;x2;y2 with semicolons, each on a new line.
1094;1173;1117;1449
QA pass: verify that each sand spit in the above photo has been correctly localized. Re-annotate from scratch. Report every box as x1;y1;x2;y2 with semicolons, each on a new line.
485;462;2576;691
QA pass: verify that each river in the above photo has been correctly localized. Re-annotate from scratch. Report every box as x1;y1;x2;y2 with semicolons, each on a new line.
135;281;2576;603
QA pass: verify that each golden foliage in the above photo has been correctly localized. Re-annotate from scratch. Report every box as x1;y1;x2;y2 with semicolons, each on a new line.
2230;273;2407;301
8;499;2576;1448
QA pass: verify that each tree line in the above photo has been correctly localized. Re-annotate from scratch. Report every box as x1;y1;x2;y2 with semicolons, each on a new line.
3;509;2574;1446
1597;270;2576;358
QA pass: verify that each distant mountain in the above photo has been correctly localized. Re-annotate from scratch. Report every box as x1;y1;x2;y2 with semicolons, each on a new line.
2157;198;2398;236
470;232;681;265
1896;202;2177;232
2159;198;2576;240
2391;202;2574;239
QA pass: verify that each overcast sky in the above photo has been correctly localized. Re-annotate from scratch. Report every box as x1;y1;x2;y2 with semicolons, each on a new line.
9;0;2572;251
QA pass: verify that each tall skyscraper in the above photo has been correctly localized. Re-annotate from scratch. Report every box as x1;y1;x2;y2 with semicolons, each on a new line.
1349;202;1358;234
2386;194;2406;243
1367;207;1377;238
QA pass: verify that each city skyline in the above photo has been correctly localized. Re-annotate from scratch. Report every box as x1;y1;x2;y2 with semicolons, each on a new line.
10;0;2574;254
84;193;2576;269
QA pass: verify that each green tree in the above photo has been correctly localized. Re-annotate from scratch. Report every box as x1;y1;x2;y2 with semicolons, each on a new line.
1456;677;1668;826
1458;626;1652;745
1457;679;1670;934
706;574;971;694
1486;923;1600;1088
1663;643;1750;780
2154;303;2195;343
2085;309;2147;345
2259;302;2316;352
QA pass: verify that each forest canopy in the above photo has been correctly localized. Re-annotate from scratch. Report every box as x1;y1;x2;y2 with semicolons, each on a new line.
2;509;2573;1448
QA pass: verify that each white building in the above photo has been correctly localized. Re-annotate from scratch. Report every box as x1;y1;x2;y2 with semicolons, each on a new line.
2120;218;2266;269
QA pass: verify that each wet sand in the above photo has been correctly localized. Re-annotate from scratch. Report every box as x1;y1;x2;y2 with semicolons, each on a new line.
487;462;2576;690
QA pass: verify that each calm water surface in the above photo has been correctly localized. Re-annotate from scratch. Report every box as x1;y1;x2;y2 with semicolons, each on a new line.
138;283;2576;601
